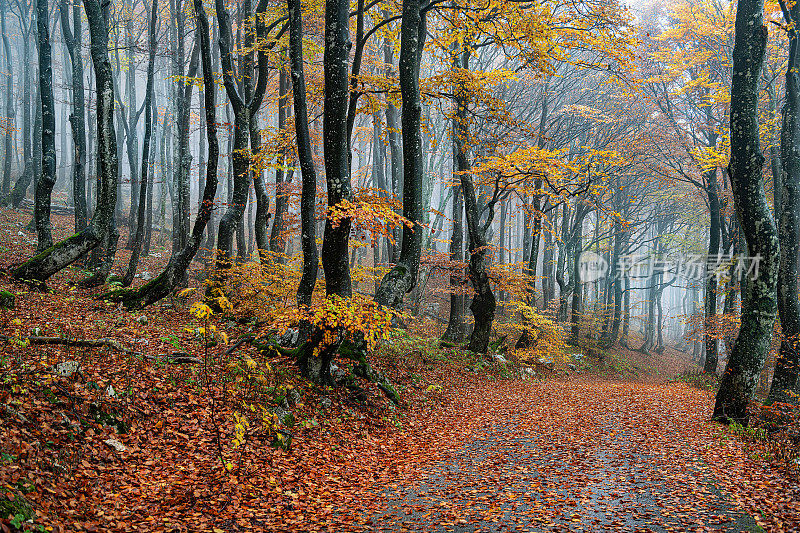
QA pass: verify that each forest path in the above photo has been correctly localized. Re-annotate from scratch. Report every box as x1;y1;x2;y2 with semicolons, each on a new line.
349;378;762;532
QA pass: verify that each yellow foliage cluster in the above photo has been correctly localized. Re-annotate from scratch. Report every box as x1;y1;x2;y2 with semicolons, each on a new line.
328;197;414;247
501;301;568;363
274;295;401;356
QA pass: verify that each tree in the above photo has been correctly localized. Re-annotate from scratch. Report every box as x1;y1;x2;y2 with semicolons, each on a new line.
121;0;157;287
767;0;800;405
12;0;118;285
1;0;12;198
287;0;318;309
59;0;88;233
374;0;428;308
33;0;56;252
713;0;779;425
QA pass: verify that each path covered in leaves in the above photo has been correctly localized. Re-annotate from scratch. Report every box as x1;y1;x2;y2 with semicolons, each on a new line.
336;378;793;532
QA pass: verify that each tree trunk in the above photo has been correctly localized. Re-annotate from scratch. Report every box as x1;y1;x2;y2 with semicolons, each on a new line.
384;32;402;265
13;0;118;284
374;0;427;308
704;168;722;373
122;0;157;287
124;14;139;247
9;32;33;209
1;6;12;197
60;0;88;232
34;0;57;252
321;0;354;301
769;0;800;405
713;0;779;424
287;0;319;308
442;181;466;342
175;35;199;253
270;56;290;257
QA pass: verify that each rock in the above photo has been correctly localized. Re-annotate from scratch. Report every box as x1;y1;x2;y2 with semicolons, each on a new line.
136;315;148;325
277;328;300;347
536;357;554;369
521;366;535;376
320;397;332;410
287;388;302;406
267;407;295;427
330;364;349;384
103;439;127;453
52;360;80;378
491;353;508;364
105;385;116;398
140;270;152;281
0;290;14;310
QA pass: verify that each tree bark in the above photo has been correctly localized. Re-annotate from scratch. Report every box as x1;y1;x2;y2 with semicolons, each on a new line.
60;0;88;232
9;28;33;209
321;0;354;300
713;0;779;424
122;0;157;287
704;168;722;373
442;181;466;342
270;57;290;257
287;0;319;308
769;0;800;405
34;0;56;252
12;0;118;284
374;0;427;308
104;0;219;309
1;6;12;197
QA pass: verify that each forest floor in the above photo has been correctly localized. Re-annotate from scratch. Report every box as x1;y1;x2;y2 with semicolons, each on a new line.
0;206;799;532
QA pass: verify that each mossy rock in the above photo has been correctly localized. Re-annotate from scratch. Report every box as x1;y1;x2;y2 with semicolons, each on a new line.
0;487;34;525
0;290;15;310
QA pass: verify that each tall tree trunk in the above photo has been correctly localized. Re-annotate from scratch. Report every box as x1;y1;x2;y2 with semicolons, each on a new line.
374;0;427;308
321;0;353;300
175;36;199;252
570;218;583;341
704;168;722;373
1;6;12;197
384;31;402;264
443;181;466;342
124;14;139;246
122;0;157;287
105;0;219;309
60;0;88;232
34;0;57;252
713;0;779;424
287;0;318;308
13;0;118;284
9;31;33;209
769;0;800;404
270;55;290;257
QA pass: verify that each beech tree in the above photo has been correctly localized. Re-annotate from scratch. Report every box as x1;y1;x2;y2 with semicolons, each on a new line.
713;0;780;425
12;0;118;285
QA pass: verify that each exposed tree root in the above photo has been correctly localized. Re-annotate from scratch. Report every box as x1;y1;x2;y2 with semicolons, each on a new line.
229;334;401;405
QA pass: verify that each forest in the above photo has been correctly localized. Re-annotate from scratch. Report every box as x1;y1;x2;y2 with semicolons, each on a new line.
0;0;799;529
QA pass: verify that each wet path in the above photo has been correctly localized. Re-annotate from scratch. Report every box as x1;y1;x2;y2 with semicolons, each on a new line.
357;380;761;532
